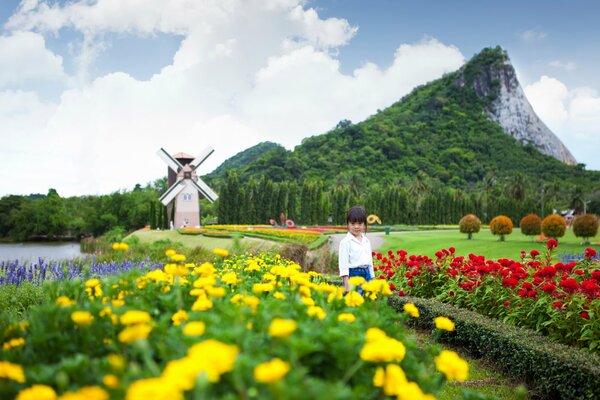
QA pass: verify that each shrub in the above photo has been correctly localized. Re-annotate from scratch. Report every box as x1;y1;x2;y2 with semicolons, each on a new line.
541;214;567;239
519;213;542;237
489;215;513;241
459;214;481;240
572;214;599;244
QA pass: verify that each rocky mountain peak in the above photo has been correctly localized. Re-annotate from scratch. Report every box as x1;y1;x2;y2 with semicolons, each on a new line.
455;47;577;165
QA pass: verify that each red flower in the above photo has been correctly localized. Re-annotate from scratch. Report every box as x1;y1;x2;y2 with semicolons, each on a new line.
527;290;538;298
389;283;396;291
592;270;600;282
552;301;564;309
503;301;510;307
584;247;597;259
449;247;455;254
530;249;540;258
559;278;579;294
407;280;414;287
398;290;405;296
581;312;590;320
435;251;443;258
574;269;584;275
520;251;526;259
542;283;556;294
546;239;558;250
376;253;383;260
502;277;519;288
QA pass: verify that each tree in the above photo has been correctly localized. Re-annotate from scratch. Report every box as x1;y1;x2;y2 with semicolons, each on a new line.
541;214;567;240
519;213;542;238
459;214;481;240
572;214;599;245
490;215;513;241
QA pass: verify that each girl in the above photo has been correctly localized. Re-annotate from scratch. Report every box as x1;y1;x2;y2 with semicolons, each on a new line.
338;205;374;293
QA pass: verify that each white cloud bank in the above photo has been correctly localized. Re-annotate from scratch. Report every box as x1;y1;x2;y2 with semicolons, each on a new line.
0;0;466;197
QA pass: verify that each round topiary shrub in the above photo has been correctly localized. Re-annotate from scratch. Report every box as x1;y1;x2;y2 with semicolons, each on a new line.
572;214;599;245
541;214;567;239
490;215;513;241
459;214;481;240
520;213;542;237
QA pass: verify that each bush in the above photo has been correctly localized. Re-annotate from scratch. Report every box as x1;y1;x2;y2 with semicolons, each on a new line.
541;214;567;239
572;214;599;244
389;296;600;400
519;213;542;237
459;214;481;240
489;215;513;241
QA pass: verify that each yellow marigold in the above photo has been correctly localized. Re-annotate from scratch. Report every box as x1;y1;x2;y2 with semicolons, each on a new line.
193;276;217;288
344;291;365;307
183;321;206;336
71;311;94;326
360;328;406;363
253;358;290;384
191;296;213;311
298;286;311;298
397;381;435;400
207;286;226;298
273;291;286;300
194;262;215;276
126;377;183;400
165;249;177;257
221;271;241;285
56;296;75;307
268;318;297;338
372;364;408;396
434;316;455;332
102;374;119;389
3;337;25;350
107;354;125;371
301;297;315;306
435;350;469;382
0;360;25;383
171;310;188;326
85;278;101;288
118;323;152;344
307;306;326;320
403;303;419;318
213;248;229;257
170;254;186;263
230;293;244;304
362;279;392;296
16;384;56;400
242;295;260;309
58;386;109;400
337;313;356;323
145;269;171;283
120;310;152;325
348;276;366;287
112;299;125;308
252;282;275;295
262;272;276;282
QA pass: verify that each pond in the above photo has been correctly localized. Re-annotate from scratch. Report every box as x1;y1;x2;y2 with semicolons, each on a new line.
0;242;82;262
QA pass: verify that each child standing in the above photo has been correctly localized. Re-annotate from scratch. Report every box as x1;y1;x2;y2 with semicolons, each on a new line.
338;205;374;293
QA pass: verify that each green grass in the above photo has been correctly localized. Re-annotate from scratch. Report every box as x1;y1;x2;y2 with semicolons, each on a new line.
125;229;274;251
378;228;599;261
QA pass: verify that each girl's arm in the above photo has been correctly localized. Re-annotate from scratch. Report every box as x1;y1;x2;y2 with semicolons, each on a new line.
339;240;350;291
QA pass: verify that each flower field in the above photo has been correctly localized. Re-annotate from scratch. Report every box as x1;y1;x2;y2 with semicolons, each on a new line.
0;249;479;400
375;243;600;351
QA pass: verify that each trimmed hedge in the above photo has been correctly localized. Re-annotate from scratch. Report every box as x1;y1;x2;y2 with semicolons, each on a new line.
388;296;600;400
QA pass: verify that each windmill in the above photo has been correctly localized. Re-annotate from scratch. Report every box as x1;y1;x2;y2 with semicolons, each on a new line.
157;147;218;229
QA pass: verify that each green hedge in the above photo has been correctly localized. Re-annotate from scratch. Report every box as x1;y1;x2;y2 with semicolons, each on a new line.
388;296;600;400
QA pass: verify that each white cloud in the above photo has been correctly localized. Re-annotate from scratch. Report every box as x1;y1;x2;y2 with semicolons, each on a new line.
549;60;576;71
519;29;547;42
0;31;66;87
525;77;600;170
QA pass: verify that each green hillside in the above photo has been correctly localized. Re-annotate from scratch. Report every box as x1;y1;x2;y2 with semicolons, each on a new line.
207;47;599;191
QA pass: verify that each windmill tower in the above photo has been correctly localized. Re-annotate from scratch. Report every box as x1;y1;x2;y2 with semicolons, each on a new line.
157;147;218;229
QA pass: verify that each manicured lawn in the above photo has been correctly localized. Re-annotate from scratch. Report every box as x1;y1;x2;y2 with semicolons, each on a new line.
378;228;599;261
126;229;275;251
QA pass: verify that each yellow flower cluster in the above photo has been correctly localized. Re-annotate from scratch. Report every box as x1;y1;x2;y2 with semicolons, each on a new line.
253;358;291;384
2;337;25;350
373;364;435;399
0;361;25;383
433;316;455;332
435;350;469;382
268;318;297;338
118;310;153;344
56;386;109;400
71;311;94;327
171;310;188;326
112;242;129;251
15;384;56;400
85;279;102;299
403;303;419;318
213;248;229;257
56;296;76;308
360;328;406;363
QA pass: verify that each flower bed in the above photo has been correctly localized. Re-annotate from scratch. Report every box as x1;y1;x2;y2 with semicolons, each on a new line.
374;244;600;351
0;250;481;399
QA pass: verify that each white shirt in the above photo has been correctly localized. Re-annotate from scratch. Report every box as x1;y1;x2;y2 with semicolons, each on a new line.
338;232;374;278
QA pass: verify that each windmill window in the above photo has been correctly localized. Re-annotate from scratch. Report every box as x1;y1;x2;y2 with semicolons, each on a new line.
184;172;192;179
183;193;192;201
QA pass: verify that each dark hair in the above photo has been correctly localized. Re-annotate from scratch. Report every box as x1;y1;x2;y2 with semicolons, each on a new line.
346;205;368;231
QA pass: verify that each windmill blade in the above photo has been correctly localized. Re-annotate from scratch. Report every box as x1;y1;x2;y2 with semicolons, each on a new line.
191;178;218;202
190;146;214;170
157;148;183;172
159;180;186;205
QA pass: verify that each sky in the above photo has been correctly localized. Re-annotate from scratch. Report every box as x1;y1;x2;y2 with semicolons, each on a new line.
1;0;599;197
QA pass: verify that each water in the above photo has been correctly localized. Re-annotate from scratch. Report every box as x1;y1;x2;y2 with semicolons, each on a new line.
0;242;82;262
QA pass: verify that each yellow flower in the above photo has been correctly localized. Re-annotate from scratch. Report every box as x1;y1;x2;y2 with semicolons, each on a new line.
242;295;260;309
194;262;215;276
58;386;109;400
191;296;213;311
107;354;125;371
383;364;408;395
16;384;56;400
102;374;119;389
301;297;315;306
56;296;75;307
360;328;406;363
337;313;356;323
183;321;206;336
0;360;25;383
252;282;275;295
118;324;152;344
120;310;152;325
71;311;94;326
307;306;326;320
373;367;384;387
221;271;241;285
344;291;365;307
268;318;297;338
348;276;366;287
298;286;311;297
193;276;217;288
435;350;469;382
126;377;183;400
172;310;189;326
213;248;229;257
273;291;286;300
170;254;186;263
3;337;25;350
397;381;435;400
207;286;226;298
165;263;188;277
85;279;102;299
165;249;177;257
403;303;420;318
253;358;291;384
434;316;455;331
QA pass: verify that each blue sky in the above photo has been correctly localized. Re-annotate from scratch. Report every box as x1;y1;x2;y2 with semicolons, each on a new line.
0;0;599;196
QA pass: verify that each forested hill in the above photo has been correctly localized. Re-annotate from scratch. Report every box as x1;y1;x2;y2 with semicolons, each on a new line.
206;47;599;190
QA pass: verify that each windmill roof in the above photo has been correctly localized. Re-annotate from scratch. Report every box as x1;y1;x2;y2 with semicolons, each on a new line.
173;152;195;160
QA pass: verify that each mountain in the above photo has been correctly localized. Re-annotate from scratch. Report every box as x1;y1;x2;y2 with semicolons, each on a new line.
208;141;283;176
206;47;598;190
